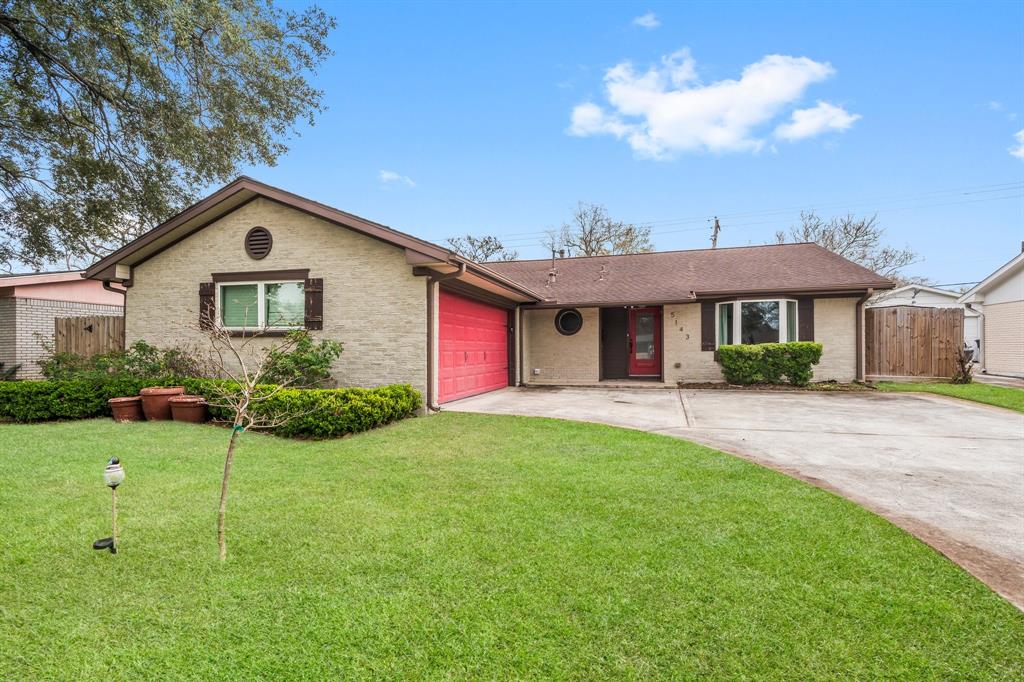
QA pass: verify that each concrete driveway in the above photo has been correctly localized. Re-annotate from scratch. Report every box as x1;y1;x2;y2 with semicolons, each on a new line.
445;386;1024;608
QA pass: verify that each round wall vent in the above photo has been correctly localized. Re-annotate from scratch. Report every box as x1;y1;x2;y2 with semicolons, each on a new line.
244;226;272;259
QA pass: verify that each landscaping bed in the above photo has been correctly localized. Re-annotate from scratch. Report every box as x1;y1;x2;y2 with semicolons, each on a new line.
1;414;1021;679
0;378;421;437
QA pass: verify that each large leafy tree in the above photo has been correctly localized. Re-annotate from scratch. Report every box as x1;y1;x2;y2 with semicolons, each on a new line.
0;0;334;271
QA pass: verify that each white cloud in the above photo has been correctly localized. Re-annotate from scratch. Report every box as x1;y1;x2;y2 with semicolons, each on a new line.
379;170;416;187
568;49;855;158
774;101;861;141
988;100;1004;111
1010;130;1024;160
631;12;660;29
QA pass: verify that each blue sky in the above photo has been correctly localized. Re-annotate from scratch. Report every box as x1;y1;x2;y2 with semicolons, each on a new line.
240;0;1024;286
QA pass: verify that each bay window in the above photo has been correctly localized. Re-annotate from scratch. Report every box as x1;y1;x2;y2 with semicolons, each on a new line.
218;280;305;330
717;299;798;347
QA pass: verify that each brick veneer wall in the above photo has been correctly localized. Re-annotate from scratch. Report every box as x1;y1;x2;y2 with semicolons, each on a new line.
0;298;15;377
5;297;123;379
126;197;428;396
663;303;724;383
523;298;859;386
522;307;600;384
812;297;858;383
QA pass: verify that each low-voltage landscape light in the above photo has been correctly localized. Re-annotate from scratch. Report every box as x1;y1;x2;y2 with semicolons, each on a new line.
93;457;124;554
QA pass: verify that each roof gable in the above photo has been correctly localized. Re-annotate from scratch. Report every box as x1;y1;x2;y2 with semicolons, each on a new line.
83;177;542;301
958;250;1024;303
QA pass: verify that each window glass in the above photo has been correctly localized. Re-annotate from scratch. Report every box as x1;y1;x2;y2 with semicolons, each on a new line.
634;311;654;359
221;284;259;328
555;308;583;335
718;304;733;345
266;282;305;327
741;301;779;344
787;300;798;341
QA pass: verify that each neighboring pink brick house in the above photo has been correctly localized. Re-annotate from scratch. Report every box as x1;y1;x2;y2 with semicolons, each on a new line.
0;272;124;379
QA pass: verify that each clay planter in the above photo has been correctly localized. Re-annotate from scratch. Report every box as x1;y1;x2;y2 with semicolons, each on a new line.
169;395;208;423
108;396;144;422
139;386;185;420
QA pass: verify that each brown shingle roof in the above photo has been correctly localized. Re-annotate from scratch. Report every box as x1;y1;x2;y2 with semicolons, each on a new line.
486;243;893;306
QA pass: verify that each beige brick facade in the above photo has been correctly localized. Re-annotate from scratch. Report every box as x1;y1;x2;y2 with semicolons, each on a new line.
811;297;859;383
0;297;123;379
126;198;427;395
983;300;1023;375
521;297;860;386
663;303;724;383
522;307;599;384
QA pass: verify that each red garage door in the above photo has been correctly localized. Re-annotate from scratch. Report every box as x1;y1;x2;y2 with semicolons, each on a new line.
438;290;509;403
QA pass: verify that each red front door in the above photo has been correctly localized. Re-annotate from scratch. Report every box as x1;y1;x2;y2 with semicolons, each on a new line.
438;290;509;403
628;307;661;377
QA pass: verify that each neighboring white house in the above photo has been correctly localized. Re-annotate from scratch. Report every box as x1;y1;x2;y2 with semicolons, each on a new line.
867;284;980;352
959;249;1024;377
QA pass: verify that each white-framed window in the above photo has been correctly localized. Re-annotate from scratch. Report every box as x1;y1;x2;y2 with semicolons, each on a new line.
716;299;798;347
217;280;305;330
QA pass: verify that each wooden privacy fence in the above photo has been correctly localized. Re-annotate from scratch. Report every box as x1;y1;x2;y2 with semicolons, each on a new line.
54;315;124;357
865;306;963;379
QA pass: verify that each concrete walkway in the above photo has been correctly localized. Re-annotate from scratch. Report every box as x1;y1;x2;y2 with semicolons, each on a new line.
445;386;1024;608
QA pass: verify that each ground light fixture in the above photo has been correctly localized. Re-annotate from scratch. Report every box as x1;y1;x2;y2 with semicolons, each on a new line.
93;457;124;554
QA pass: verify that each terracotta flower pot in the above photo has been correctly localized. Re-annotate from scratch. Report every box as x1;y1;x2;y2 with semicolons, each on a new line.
169;394;208;423
139;386;185;420
108;396;144;422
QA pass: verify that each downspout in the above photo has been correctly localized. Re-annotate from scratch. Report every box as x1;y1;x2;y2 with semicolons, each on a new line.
855;288;874;382
103;281;128;349
425;262;467;411
965;302;985;373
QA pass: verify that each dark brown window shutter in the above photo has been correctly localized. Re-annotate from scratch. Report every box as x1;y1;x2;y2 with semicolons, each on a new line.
700;301;715;351
304;278;323;330
797;297;814;341
199;282;215;329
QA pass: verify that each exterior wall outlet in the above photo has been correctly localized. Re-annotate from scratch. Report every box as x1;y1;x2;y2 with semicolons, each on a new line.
533;368;541;375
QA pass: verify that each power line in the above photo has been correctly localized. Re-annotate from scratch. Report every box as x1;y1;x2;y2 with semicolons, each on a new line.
489;189;1023;247
441;180;1024;245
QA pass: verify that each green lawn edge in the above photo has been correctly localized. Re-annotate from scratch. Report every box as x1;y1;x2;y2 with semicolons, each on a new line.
875;381;1024;413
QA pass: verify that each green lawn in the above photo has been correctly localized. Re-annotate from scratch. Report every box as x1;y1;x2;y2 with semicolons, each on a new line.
875;380;1024;413
1;416;1021;679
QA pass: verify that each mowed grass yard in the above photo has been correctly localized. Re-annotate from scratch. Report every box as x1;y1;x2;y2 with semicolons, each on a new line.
1;414;1022;680
875;380;1024;413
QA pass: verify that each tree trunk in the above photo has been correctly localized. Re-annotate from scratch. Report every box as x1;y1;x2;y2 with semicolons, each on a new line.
217;422;242;561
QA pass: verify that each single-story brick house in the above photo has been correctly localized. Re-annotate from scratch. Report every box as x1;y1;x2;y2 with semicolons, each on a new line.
84;177;893;408
0;271;125;379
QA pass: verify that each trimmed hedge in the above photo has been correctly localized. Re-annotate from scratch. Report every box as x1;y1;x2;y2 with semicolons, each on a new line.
0;378;422;438
717;342;824;386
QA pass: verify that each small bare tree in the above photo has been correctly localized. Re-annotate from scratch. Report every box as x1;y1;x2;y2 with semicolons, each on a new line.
545;202;653;256
446;234;519;262
776;212;925;284
186;305;337;560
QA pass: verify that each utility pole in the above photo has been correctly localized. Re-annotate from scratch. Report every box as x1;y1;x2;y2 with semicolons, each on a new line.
710;216;721;249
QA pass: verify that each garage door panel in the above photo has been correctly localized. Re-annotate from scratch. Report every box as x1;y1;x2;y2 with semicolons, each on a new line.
438;290;509;403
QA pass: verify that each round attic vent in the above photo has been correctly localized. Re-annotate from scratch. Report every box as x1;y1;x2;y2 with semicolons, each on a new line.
244;226;272;259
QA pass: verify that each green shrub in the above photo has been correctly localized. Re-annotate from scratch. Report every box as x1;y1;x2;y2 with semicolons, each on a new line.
0;377;422;438
38;340;205;382
717;342;824;386
263;331;344;387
